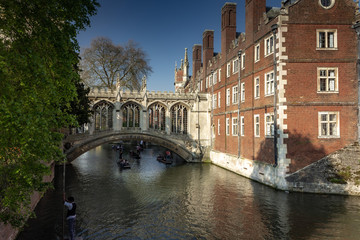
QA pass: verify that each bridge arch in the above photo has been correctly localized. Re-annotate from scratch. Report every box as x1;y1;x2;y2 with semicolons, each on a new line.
64;132;199;163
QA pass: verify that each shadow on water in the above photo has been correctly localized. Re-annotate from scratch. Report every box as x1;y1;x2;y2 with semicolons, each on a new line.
250;129;357;239
17;143;360;240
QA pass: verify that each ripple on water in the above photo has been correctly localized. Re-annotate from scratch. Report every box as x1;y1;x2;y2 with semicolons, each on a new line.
16;144;360;240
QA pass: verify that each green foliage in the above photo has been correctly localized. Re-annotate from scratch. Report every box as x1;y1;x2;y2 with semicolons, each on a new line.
338;166;352;181
69;81;92;126
0;0;99;228
328;178;347;184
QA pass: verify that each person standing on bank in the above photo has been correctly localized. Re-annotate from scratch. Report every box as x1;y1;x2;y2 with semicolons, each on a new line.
64;195;77;240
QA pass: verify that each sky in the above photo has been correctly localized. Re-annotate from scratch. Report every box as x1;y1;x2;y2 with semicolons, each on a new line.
77;0;282;92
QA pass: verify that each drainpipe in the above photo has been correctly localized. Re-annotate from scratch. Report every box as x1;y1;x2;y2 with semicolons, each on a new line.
237;50;242;158
352;23;360;143
271;24;278;167
211;70;214;148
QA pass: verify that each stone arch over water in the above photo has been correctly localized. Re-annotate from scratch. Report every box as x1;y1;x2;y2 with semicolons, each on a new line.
65;132;197;162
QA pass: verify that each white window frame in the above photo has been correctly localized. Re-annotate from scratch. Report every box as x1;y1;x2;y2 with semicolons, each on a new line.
200;80;203;91
319;0;335;9
241;82;245;102
226;88;231;106
232;85;238;104
232;117;238;136
265;71;274;96
205;77;208;89
318;111;340;138
255;43;260;62
213;71;217;85
241;53;245;69
209;75;212;87
264;35;274;57
226;118;230;135
264;113;274;138
254;114;260;137
226;63;231;77
317;67;338;93
213;94;217;109
240;116;245;136
218;92;221;108
254;77;260;99
218;119;220;135
218;69;221;82
316;29;337;50
233;58;239;74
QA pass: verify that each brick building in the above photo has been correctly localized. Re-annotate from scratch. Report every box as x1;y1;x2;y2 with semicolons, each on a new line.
175;0;360;188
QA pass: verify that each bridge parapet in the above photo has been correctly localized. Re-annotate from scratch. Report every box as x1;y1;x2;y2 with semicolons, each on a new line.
88;87;199;102
63;129;203;163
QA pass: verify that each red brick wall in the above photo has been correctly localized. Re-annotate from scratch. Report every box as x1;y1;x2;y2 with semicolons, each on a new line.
192;0;358;173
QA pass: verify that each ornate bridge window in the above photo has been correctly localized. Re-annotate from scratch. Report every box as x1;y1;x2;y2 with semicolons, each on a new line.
122;103;140;128
171;103;188;134
93;101;114;131
148;103;166;131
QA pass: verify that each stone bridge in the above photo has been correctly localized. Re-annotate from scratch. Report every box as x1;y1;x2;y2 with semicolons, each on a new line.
64;129;203;162
64;77;211;162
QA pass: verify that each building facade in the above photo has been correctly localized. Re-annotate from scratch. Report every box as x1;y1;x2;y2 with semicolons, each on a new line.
175;0;360;189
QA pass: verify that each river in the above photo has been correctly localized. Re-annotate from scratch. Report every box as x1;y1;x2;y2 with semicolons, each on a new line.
17;143;360;240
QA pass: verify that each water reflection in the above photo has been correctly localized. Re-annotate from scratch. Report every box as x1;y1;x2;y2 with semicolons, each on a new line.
17;143;360;240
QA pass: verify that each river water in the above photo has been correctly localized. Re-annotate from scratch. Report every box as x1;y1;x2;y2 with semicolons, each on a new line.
17;143;360;240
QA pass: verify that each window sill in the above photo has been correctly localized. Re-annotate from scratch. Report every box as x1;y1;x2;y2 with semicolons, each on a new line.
264;52;274;58
265;135;274;138
316;47;338;51
318;135;340;139
317;91;339;94
265;93;274;97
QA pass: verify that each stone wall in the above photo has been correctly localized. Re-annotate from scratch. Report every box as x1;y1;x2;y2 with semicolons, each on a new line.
0;163;55;240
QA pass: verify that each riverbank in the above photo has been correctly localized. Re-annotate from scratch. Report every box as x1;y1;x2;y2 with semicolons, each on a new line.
286;143;360;195
0;163;55;240
211;143;360;196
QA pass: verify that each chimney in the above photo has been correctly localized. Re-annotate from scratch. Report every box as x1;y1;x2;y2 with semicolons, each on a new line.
221;3;237;55
203;30;214;75
192;44;202;78
245;0;266;43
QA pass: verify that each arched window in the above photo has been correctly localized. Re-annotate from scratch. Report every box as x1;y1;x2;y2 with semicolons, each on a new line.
122;103;140;128
148;103;166;131
171;103;188;134
93;101;114;131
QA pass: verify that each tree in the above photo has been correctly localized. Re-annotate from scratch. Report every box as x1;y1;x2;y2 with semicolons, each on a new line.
70;82;92;127
0;0;99;227
80;37;152;91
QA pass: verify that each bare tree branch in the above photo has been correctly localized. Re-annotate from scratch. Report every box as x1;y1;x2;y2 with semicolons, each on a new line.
80;37;152;90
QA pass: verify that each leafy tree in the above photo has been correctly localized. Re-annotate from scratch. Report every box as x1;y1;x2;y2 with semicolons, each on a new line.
0;0;99;227
80;37;152;91
70;82;92;127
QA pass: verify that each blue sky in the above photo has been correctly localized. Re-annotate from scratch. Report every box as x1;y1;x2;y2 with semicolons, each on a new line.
77;0;282;92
